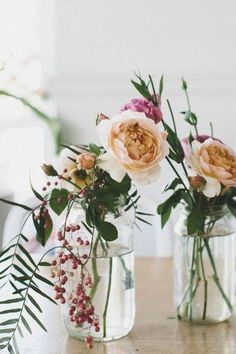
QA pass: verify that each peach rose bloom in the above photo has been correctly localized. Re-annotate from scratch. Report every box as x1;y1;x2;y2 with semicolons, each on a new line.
96;110;169;184
186;138;236;197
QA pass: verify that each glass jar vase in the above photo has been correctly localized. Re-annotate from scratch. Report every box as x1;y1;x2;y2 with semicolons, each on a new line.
174;206;236;324
60;204;135;341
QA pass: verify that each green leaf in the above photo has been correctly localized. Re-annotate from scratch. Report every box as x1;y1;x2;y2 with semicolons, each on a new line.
17;325;24;338
131;80;151;100
8;343;15;354
13;336;20;354
159;75;164;96
99;222;118;241
81;222;93;235
0;265;11;276
0;309;20;315
136;211;154;216
0;198;32;211
18;244;37;268
0;328;14;334
21;316;32;334
39;261;51;267
136;216;152;226
227;199;236;217
181;78;187;90
184;110;198;126
29;284;57;304
163;122;184;163
88;143;102;156
0;298;23;305
33;212;53;246
0;319;18;326
0;244;16;259
187;209;205;235
164;178;181;191
30;180;44;202
0;337;10;343
34;272;54;286
0;255;14;263
49;188;69;216
15;254;34;274
28;294;42;313
25;305;47;332
60;144;80;155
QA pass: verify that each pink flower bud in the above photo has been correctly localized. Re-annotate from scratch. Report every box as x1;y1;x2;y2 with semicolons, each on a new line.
77;153;96;170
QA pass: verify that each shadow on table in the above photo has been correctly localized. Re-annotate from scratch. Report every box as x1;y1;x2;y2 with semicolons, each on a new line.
62;335;139;354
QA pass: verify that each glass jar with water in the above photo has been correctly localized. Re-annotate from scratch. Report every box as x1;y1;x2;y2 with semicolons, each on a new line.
61;203;135;341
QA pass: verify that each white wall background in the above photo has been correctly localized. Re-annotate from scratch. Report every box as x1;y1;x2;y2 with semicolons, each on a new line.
39;0;236;256
2;1;234;255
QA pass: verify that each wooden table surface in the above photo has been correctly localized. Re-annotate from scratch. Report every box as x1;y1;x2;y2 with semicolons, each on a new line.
15;257;236;354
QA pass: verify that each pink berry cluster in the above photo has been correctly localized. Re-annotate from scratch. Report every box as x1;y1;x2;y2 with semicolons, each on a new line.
51;222;100;349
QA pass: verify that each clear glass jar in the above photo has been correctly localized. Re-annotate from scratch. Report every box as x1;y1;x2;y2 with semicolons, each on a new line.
174;206;236;324
60;204;135;341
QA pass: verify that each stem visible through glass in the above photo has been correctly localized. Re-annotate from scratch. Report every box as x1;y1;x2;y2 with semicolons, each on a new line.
103;257;113;338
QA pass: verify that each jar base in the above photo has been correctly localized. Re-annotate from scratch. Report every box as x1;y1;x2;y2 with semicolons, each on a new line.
67;328;132;342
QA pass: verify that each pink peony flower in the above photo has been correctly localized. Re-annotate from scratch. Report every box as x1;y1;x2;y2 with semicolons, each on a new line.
120;98;162;124
96;110;169;185
185;138;236;197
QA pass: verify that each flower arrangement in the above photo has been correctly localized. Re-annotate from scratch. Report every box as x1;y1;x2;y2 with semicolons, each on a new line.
0;73;236;352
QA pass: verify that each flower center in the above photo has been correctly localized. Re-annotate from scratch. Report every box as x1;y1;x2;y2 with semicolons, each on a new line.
119;122;158;161
206;144;236;176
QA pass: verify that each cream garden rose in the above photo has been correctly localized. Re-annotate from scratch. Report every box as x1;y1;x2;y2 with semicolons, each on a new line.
96;110;169;184
186;138;236;197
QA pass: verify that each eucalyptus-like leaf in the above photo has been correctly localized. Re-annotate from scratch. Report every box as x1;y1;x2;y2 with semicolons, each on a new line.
136;216;152;226
29;284;57;304
30;180;44;202
15;254;34;274
25;305;47;332
18;244;37;268
34;272;54;286
21;316;32;334
0;319;18;326
0;198;32;211
0;298;23;305
28;294;42;313
61;144;80;155
0;309;20;315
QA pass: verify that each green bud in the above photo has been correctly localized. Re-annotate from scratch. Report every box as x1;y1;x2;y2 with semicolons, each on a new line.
41;164;58;177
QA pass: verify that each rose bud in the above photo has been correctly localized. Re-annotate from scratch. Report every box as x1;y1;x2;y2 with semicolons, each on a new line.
97;112;109;124
77;153;96;170
188;176;206;190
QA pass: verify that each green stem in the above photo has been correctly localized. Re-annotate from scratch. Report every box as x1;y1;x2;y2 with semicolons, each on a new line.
204;238;233;312
183;88;198;136
165;156;194;203
89;257;101;301
199;239;208;320
188;238;197;321
103;257;113;338
89;235;101;300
